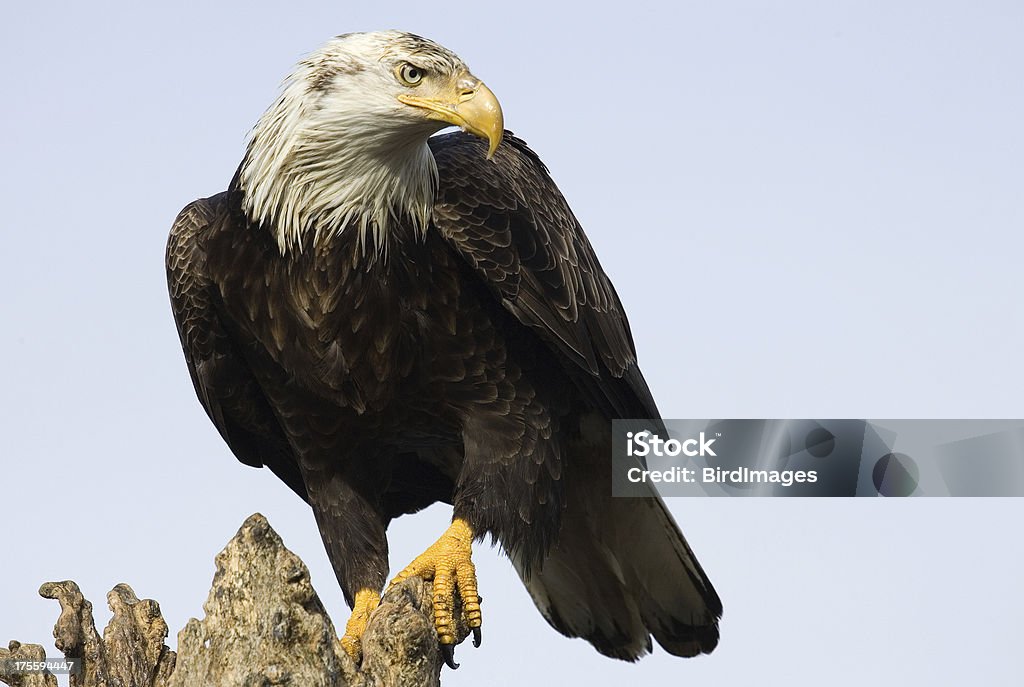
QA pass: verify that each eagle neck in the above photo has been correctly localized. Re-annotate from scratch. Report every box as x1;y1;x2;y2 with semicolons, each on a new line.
236;92;439;258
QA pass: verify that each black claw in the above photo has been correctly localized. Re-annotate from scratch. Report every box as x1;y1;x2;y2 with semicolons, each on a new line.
441;643;459;670
472;627;482;648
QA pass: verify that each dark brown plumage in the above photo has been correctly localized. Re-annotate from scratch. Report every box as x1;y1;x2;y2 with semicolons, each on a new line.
167;129;721;660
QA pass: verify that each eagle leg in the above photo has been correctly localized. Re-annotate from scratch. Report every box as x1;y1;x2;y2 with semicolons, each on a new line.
387;517;482;664
339;588;381;661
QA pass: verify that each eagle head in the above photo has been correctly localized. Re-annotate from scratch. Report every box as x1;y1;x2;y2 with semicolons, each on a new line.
237;31;504;255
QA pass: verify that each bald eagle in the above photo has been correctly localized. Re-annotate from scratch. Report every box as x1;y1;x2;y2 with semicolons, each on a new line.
167;31;721;666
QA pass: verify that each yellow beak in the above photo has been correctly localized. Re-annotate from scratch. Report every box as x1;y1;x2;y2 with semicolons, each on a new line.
398;76;504;159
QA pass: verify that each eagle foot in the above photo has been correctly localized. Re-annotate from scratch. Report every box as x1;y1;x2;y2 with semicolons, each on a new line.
388;517;482;666
340;588;381;662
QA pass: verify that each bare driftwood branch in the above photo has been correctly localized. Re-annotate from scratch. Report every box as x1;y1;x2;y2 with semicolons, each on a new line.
1;514;465;687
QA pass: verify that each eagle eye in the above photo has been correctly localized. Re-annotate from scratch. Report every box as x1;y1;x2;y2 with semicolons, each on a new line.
397;63;425;86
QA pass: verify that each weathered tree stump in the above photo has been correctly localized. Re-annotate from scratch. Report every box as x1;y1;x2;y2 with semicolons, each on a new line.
1;514;466;687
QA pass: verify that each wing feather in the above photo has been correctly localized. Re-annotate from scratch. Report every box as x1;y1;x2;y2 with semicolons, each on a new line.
166;194;306;500
429;132;659;419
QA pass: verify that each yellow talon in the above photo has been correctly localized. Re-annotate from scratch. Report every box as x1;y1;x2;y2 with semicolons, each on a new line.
340;588;381;662
388;518;482;648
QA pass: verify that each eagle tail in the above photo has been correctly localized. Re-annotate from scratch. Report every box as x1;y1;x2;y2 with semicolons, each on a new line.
513;482;721;660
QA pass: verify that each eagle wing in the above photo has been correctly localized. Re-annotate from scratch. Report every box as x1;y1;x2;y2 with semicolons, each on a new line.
429;132;660;421
430;132;721;659
166;194;307;501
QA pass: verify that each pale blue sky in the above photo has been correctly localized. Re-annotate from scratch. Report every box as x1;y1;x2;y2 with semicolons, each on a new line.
2;1;1022;685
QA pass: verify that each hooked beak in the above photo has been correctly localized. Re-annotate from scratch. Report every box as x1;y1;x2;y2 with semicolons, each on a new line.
398;74;504;159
